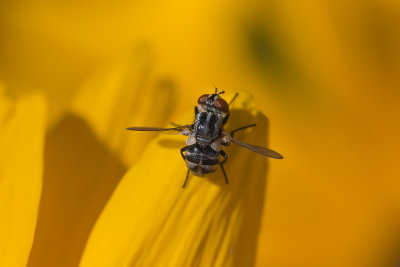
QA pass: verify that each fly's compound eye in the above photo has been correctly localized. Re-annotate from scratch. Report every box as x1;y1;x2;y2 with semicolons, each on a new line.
214;97;229;113
197;94;209;104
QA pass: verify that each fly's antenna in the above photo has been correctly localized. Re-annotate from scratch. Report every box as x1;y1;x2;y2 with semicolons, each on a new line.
215;87;225;95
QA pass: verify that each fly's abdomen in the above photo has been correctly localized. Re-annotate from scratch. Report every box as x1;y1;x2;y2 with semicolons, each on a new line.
185;144;219;176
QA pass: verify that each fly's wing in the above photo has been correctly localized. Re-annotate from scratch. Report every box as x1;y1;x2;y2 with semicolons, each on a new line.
126;125;192;135
224;133;284;159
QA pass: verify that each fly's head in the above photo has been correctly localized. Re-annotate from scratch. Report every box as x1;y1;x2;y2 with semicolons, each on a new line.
197;89;229;116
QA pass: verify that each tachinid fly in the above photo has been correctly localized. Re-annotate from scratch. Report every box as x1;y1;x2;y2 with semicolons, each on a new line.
127;89;283;188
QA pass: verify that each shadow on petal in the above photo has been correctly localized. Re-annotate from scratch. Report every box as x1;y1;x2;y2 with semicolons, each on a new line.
157;138;186;150
28;114;126;267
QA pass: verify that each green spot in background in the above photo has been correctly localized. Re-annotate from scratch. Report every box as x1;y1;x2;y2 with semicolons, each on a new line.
246;23;285;76
242;17;318;109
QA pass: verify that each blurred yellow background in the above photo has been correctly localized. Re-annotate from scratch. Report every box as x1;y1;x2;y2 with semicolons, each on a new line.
1;0;399;266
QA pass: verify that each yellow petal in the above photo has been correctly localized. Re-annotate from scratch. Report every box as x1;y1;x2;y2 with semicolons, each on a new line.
0;86;46;266
70;46;178;166
80;92;277;267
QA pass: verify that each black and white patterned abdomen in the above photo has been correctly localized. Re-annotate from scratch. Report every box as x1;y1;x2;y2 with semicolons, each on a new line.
185;144;219;175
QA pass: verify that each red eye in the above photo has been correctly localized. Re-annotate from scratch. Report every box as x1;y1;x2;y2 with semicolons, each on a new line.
214;97;229;113
197;94;209;104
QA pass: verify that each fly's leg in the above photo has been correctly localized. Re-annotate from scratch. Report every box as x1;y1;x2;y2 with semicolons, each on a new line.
229;92;239;106
220;150;228;164
181;147;190;188
182;169;190;188
180;146;187;161
170;122;181;127
219;150;229;184
230;124;256;138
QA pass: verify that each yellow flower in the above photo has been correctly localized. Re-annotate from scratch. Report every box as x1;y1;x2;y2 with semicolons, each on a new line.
1;0;400;266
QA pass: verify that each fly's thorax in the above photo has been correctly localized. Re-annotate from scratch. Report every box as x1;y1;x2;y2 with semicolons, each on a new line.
193;111;224;143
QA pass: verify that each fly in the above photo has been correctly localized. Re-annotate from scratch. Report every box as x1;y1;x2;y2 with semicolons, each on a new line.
127;89;283;188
